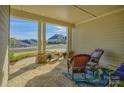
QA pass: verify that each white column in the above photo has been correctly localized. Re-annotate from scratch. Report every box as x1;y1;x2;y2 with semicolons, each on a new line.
37;21;42;54
42;21;46;53
67;26;72;57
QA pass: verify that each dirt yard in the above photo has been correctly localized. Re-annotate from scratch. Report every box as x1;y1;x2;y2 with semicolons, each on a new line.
8;57;77;87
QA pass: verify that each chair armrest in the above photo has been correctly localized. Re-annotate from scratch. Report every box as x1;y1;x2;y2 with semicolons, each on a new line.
85;63;95;69
87;62;97;66
72;67;82;69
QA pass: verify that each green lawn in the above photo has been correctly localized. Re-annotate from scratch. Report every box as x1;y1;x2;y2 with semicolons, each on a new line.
9;44;66;62
9;51;37;62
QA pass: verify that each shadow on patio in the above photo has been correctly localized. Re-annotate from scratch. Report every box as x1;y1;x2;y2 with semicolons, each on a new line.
24;59;77;87
8;57;77;87
9;62;40;80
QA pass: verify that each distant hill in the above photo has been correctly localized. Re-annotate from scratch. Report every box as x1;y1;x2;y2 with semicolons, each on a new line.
21;39;37;45
10;34;66;48
47;34;66;44
10;38;37;48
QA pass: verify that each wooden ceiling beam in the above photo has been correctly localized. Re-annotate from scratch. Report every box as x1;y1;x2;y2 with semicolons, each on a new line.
72;5;97;17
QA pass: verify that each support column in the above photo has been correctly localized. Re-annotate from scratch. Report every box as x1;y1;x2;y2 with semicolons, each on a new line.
67;26;72;58
36;20;47;64
37;21;42;54
42;21;46;54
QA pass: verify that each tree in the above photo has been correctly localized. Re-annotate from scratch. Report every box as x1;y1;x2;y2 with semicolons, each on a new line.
11;38;16;47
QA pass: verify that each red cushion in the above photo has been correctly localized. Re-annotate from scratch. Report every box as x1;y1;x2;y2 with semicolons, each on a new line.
73;55;89;67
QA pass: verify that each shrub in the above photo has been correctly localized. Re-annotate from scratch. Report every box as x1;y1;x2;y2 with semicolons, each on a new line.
9;52;37;62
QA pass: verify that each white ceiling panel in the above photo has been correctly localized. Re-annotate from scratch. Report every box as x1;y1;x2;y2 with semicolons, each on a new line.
11;5;124;24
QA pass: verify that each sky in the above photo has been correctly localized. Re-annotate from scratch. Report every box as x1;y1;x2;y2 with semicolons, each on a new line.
10;17;67;40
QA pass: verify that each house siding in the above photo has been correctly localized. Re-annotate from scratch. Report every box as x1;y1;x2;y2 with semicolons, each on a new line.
73;10;124;69
0;6;9;86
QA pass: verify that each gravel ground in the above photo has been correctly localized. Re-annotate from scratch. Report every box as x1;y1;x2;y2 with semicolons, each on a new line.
8;57;77;87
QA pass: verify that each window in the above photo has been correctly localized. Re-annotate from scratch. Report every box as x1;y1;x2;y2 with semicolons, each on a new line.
46;23;67;53
9;17;38;62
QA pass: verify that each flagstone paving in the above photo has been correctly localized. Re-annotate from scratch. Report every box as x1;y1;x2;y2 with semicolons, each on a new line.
8;57;77;87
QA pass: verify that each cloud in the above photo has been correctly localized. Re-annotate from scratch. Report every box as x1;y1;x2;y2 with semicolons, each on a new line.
55;25;67;30
55;25;65;29
53;29;67;36
26;32;37;35
52;25;67;34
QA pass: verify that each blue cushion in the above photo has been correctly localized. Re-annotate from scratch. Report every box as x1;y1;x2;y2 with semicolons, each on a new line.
113;65;124;79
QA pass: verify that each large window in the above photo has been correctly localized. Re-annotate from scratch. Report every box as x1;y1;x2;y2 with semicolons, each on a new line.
9;17;68;62
9;17;38;62
46;23;67;53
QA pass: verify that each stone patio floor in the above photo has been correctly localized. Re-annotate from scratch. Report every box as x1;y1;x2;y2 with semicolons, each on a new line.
8;57;77;87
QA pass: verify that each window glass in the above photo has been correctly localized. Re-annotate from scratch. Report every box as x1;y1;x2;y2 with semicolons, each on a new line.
46;23;67;53
9;17;38;62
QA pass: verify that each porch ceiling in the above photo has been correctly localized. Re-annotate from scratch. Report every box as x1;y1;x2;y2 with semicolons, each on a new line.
11;5;124;24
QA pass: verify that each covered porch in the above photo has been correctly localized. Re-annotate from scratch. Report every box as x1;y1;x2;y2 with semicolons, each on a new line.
0;5;124;87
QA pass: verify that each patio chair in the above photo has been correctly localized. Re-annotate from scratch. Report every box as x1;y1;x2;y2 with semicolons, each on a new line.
67;54;90;80
111;63;124;79
86;49;104;76
109;63;124;86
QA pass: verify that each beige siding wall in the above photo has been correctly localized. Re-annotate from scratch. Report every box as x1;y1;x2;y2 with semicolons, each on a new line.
73;10;124;69
0;6;9;86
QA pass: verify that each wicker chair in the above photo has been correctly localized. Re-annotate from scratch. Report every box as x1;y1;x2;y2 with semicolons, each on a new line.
67;54;90;80
86;49;104;76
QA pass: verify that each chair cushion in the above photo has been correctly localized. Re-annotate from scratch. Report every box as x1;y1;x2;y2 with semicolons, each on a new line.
73;56;89;67
112;64;124;79
91;49;104;59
